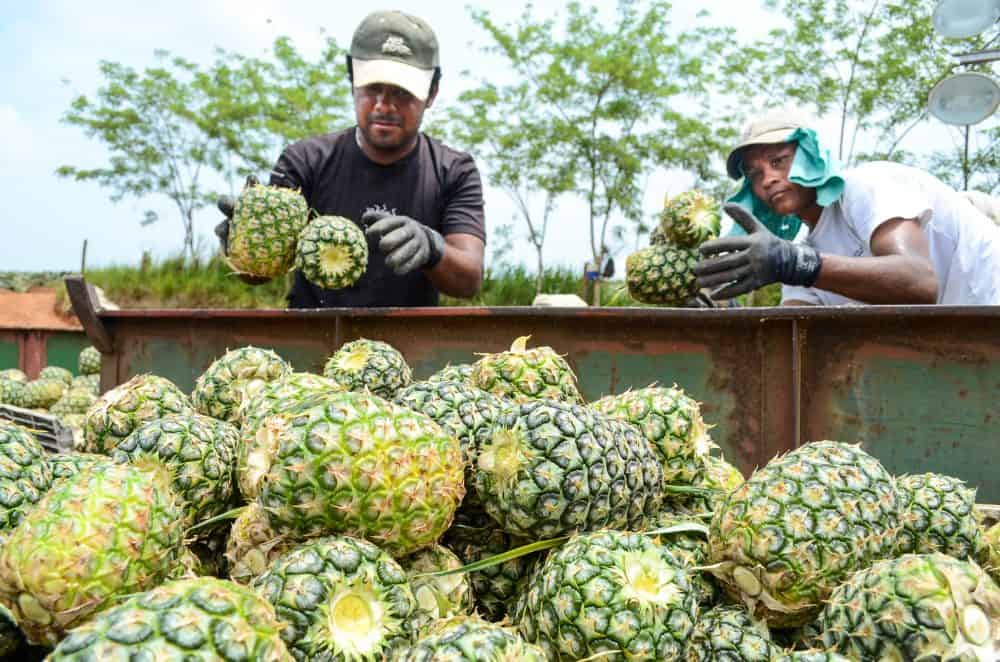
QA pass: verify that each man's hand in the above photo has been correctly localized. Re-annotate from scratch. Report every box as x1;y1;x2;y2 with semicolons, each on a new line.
693;203;822;300
362;209;445;276
215;175;270;285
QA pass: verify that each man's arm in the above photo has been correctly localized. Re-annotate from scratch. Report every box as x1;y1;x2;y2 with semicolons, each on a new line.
425;233;484;298
812;218;938;304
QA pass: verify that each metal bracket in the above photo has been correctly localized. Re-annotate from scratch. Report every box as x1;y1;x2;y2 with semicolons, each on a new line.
64;275;113;353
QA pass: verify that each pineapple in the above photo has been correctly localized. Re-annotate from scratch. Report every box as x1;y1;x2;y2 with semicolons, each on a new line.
82;373;194;454
49;387;96;416
394;379;503;521
192;346;291;424
400;544;474;627
443;515;539;621
774;653;851;662
648;512;718;607
983;522;1000;584
626;244;700;305
47;452;103;483
427;362;474;384
71;373;100;395
667;454;745;517
47;577;292;660
111;413;239;534
813;553;1000;660
38;366;73;385
0;370;26;384
253;535;418;661
513;530;698;661
395;614;547;661
591;385;716;484
237;372;343;500
225;503;296;585
895;472;983;559
0;421;53;529
658;189;721;248
21;377;66;409
227;183;310;279
0;380;26;407
246;390;464;557
686;605;776;662
323;338;412;398
295;215;369;289
77;345;101;375
470;335;583;404
708;441;900;627
474;400;664;539
0;460;184;646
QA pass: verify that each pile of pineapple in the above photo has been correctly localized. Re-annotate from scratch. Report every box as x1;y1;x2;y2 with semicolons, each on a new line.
0;335;998;660
228;183;368;287
626;190;721;306
0;346;102;435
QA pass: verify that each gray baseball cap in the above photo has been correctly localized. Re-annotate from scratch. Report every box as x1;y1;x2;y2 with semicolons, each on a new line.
350;10;439;101
725;109;813;180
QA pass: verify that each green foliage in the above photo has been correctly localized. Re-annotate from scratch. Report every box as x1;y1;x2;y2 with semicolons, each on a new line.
463;0;739;275
925;125;999;194
57;38;353;263
730;0;990;165
199;36;352;177
68;255;288;309
57;52;221;262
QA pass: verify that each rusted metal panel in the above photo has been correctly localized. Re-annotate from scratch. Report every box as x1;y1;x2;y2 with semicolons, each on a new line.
0;332;19;372
101;308;791;477
799;312;1000;502
70;299;1000;497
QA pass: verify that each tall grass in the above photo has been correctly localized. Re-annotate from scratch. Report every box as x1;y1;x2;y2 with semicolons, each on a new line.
51;254;778;308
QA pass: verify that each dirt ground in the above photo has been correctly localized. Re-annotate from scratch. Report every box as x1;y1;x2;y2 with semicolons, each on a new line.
0;288;81;330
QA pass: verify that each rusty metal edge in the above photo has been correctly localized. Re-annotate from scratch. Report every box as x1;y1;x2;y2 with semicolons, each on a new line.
93;305;1000;320
64;275;113;353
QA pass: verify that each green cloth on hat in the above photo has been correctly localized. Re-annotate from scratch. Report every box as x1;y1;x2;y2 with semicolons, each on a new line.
725;128;845;240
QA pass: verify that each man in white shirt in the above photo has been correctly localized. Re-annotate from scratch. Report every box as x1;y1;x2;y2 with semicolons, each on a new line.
694;110;1000;305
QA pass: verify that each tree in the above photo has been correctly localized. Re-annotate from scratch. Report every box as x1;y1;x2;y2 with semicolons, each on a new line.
199;35;352;184
57;52;221;261
927;124;1000;194
726;0;988;165
57;37;353;259
446;82;574;294
468;0;738;290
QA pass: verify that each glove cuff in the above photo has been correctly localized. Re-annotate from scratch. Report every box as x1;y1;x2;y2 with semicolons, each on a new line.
422;225;445;270
789;244;822;287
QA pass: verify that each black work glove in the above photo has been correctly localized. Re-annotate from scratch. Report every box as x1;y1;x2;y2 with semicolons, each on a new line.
362;208;445;276
693;203;822;300
215;175;270;285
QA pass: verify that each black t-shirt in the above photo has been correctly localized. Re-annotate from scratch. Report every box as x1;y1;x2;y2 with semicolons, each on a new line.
270;128;486;308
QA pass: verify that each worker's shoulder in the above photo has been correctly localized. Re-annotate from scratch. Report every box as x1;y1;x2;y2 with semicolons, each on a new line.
282;128;353;159
420;132;479;171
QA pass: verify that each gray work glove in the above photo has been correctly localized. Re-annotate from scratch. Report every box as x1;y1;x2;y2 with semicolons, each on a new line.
693;203;822;300
362;208;445;275
215;175;270;285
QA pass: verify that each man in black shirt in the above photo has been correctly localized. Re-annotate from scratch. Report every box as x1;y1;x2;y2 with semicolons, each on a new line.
217;10;486;307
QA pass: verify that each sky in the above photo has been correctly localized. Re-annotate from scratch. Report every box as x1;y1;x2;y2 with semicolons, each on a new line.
0;0;986;274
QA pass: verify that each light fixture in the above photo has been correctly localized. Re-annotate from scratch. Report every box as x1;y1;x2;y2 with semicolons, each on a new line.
932;0;1000;38
928;71;1000;124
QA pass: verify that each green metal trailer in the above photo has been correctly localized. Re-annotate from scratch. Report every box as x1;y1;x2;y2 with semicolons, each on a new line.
66;276;1000;502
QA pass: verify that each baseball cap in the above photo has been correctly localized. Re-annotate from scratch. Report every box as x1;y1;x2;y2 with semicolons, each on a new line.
350;10;439;102
726;109;814;180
